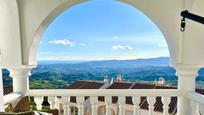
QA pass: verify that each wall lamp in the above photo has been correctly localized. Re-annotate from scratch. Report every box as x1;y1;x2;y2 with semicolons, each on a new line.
180;10;204;32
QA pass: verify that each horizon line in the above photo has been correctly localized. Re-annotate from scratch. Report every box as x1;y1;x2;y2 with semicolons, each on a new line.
37;56;170;62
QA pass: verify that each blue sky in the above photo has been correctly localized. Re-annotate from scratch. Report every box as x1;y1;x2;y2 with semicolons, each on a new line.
38;0;169;61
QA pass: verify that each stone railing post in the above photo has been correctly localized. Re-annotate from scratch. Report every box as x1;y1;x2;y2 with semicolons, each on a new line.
9;66;34;94
90;96;98;115
175;64;199;115
132;97;140;115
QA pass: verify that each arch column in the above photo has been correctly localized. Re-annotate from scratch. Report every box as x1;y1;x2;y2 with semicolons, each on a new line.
175;64;199;115
9;66;34;94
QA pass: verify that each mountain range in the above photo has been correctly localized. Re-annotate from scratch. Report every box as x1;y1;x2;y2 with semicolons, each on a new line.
3;57;204;88
38;57;170;68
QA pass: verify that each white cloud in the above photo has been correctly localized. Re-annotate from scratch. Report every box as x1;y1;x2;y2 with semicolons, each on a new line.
49;39;86;47
49;39;75;46
112;45;133;50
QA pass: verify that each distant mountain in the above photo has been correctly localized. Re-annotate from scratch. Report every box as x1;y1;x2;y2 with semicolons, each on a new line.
38;60;87;65
73;57;170;68
3;57;204;88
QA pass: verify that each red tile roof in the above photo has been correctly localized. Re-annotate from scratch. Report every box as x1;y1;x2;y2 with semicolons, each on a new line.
65;80;105;103
3;85;13;95
132;83;155;89
131;83;177;89
65;80;105;89
107;82;133;89
195;88;204;95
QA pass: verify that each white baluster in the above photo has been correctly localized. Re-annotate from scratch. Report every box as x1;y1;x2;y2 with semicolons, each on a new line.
199;104;204;115
162;97;171;115
147;96;156;115
55;97;62;114
35;96;43;110
77;96;84;115
105;96;112;115
191;101;199;115
90;96;98;115
48;96;56;109
132;97;140;115
118;96;125;115
62;96;70;115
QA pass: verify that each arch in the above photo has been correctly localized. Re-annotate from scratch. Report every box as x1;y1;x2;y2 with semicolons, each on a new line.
28;0;175;65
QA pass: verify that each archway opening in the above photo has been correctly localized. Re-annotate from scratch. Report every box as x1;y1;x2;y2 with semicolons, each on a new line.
196;68;204;88
29;0;176;89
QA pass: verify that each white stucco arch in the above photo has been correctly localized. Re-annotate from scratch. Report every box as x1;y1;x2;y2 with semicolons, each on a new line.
27;0;176;66
28;0;87;65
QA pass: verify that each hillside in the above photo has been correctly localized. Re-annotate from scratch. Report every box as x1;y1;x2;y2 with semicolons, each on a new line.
2;57;204;89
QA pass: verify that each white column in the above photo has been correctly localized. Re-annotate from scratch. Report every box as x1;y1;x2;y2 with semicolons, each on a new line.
118;96;125;115
48;96;56;109
147;96;156;115
0;65;5;111
77;96;84;115
190;101;199;115
176;65;199;115
62;96;70;115
55;97;63;114
9;67;32;94
199;104;204;115
162;97;171;115
105;96;112;115
35;96;43;110
132;97;140;115
90;96;98;115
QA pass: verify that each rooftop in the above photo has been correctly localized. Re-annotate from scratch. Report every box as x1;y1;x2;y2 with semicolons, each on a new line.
65;80;105;89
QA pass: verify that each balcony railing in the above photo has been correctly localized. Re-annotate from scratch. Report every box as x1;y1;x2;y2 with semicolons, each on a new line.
26;89;180;115
3;89;204;115
186;91;204;115
4;92;23;105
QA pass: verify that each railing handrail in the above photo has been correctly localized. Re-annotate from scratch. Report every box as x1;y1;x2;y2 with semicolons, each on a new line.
4;92;23;105
186;91;204;105
27;89;181;97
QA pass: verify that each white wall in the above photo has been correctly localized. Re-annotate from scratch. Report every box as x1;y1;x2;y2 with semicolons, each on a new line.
182;0;204;65
0;0;22;67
